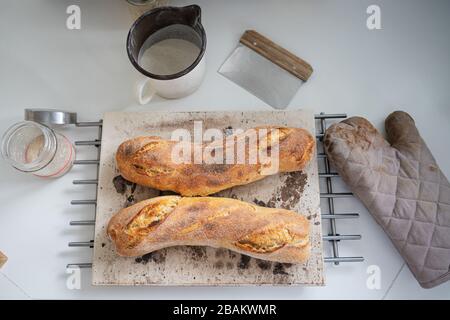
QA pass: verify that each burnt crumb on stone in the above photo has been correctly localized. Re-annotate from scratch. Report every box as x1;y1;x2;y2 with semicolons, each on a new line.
150;250;166;264
255;197;277;208
208;192;219;198
215;248;227;258
254;198;277;208
125;194;135;207
253;198;267;207
114;175;139;208
314;221;321;225
260;171;308;210
267;199;277;208
228;251;237;259
101;243;106;248
190;246;207;261
280;171;308;209
256;259;272;270
238;254;251;269
113;175;129;194
135;253;152;265
135;250;166;265
141;253;153;264
273;263;290;275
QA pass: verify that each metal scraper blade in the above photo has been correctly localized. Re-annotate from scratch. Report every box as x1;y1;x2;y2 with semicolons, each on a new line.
218;44;304;109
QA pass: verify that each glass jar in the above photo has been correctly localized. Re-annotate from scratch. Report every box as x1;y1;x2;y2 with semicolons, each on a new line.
1;121;75;178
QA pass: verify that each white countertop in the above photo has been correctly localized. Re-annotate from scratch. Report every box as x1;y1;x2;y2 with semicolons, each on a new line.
1;0;449;299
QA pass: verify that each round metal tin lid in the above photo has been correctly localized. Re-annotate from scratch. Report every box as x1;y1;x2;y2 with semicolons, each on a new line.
24;109;77;126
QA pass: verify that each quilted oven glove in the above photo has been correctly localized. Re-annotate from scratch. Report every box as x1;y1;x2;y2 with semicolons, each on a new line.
324;111;450;288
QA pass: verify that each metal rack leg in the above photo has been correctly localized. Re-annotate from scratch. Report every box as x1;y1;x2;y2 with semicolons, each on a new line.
320;113;340;265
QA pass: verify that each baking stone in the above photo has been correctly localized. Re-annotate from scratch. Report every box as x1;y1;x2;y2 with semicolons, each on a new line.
92;110;324;286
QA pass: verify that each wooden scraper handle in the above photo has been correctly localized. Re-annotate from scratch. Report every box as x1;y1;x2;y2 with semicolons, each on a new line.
240;30;313;81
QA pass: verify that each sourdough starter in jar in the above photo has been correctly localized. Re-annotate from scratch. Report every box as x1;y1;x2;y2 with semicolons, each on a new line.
26;132;75;178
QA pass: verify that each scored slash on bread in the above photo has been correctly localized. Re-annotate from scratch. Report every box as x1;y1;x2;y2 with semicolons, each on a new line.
107;196;310;264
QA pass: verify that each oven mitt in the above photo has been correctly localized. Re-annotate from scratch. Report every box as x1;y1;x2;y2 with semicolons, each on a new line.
324;111;450;288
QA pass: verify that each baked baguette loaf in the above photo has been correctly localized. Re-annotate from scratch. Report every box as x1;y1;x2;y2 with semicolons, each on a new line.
116;126;315;196
107;196;310;264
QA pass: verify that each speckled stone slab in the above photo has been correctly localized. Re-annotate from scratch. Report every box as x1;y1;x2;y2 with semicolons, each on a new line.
92;110;324;286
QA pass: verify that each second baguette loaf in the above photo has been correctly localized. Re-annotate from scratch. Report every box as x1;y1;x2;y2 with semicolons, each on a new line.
107;196;310;264
116;126;315;196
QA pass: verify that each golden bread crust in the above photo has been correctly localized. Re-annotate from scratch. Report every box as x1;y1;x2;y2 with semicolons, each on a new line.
116;127;315;196
107;196;310;264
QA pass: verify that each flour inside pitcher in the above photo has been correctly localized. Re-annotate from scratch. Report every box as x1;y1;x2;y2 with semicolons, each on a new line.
138;38;201;76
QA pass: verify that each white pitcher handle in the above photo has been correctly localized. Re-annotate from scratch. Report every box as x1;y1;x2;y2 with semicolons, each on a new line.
136;78;156;105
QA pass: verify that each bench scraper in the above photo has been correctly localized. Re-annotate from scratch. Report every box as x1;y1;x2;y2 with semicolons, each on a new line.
219;30;313;109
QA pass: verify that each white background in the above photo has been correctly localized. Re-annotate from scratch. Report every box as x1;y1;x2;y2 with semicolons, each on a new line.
0;0;449;299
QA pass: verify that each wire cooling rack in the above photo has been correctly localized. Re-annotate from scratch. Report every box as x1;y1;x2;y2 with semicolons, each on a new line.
66;113;364;269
